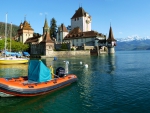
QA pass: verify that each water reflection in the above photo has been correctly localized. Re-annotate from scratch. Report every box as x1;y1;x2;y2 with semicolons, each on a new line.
98;54;116;74
0;64;28;69
107;54;116;74
0;54;116;113
41;58;54;66
0;64;28;77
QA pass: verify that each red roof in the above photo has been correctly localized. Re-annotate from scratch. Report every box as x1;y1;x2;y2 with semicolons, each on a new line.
71;7;86;19
64;27;105;39
18;21;33;31
25;36;40;44
59;24;68;32
40;31;54;43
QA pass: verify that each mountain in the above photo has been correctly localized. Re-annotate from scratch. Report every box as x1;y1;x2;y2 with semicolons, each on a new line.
117;35;150;42
0;22;19;38
115;36;150;51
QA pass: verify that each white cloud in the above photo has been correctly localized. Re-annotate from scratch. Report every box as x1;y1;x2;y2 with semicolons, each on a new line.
119;32;123;34
44;12;48;15
39;13;43;16
39;12;48;16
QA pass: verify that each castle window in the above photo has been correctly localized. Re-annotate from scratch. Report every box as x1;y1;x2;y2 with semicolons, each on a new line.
74;18;76;21
77;17;79;20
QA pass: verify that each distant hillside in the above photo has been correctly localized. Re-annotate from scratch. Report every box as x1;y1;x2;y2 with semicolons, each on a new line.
116;40;150;51
0;22;19;38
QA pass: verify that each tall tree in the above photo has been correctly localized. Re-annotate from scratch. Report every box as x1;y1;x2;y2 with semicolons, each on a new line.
50;18;57;38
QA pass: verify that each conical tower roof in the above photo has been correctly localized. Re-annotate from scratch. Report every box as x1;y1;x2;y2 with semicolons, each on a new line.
107;26;116;42
41;31;53;43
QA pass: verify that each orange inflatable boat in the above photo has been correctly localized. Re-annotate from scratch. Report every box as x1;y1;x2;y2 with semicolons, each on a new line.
0;60;77;97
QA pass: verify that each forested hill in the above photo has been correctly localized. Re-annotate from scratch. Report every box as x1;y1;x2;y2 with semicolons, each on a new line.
0;22;19;38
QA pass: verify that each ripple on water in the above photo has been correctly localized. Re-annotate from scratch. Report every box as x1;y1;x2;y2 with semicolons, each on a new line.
1;52;150;113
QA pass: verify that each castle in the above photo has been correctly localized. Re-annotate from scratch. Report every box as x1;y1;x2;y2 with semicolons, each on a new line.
17;7;116;56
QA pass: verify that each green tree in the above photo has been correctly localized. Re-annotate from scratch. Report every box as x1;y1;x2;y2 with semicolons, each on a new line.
0;38;29;52
10;40;29;51
0;39;5;50
50;18;57;38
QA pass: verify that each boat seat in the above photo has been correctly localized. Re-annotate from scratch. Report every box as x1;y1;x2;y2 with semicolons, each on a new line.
22;80;39;86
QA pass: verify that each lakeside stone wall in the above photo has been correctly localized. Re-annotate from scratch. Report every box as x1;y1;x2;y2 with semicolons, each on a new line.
41;50;90;58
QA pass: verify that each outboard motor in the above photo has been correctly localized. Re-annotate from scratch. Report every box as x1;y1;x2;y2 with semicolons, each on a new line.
55;67;65;78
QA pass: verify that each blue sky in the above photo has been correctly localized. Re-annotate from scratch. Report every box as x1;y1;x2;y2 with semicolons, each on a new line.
0;0;150;39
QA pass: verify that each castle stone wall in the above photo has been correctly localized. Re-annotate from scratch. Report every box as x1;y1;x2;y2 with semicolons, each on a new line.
41;50;90;58
55;42;71;50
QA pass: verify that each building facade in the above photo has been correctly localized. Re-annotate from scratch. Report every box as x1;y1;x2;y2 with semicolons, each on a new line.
71;7;91;32
17;20;34;44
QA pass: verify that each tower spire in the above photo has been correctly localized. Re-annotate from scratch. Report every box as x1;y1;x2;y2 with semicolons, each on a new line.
107;25;117;53
44;17;49;28
43;16;49;35
107;26;115;41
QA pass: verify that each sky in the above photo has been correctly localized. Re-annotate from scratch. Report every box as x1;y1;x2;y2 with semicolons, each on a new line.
0;0;150;39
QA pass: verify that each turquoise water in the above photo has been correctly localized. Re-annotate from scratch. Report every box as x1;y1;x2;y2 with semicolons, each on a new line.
0;51;150;113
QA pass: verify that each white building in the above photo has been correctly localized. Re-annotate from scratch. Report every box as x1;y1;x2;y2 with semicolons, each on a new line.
71;7;91;32
63;7;106;49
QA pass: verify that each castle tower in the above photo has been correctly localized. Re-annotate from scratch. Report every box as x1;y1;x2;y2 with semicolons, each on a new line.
71;7;91;32
43;18;50;35
107;26;116;53
40;31;54;55
17;20;34;44
56;23;68;43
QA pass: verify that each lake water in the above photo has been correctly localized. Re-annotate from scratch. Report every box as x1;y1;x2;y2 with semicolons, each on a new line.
0;50;150;113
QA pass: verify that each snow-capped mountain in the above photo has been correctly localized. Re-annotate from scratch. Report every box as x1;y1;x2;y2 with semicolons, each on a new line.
117;35;150;42
115;35;150;51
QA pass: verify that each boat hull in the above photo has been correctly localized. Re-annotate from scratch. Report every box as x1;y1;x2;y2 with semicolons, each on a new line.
0;59;28;64
0;74;77;97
